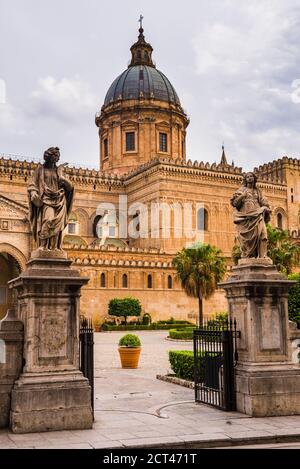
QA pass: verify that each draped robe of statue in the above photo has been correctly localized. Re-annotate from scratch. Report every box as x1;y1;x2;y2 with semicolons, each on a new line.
28;165;74;249
231;186;270;258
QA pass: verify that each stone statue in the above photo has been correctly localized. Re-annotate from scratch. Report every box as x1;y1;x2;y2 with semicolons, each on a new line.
28;147;74;250
231;172;271;259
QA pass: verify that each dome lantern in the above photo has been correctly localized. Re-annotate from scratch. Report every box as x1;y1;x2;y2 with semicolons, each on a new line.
129;19;155;67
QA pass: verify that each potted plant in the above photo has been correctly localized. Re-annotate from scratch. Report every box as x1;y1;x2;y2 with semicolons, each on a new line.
92;316;102;332
118;333;141;368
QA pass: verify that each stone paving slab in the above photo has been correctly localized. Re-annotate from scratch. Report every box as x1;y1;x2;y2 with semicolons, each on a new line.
0;331;300;449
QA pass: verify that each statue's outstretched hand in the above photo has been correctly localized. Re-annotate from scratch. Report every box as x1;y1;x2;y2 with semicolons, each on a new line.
263;207;271;223
31;192;43;208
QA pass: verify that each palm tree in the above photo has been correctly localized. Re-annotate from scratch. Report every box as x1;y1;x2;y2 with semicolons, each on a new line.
267;224;300;275
172;242;227;326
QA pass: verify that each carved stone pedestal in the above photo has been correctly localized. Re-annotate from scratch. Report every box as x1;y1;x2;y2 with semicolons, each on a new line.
9;253;93;433
220;259;300;417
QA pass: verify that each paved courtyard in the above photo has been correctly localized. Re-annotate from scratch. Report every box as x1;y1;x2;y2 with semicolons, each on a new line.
1;331;300;449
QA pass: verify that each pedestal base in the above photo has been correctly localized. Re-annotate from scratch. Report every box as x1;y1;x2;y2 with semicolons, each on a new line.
8;254;92;433
235;363;300;417
10;371;93;433
219;260;300;417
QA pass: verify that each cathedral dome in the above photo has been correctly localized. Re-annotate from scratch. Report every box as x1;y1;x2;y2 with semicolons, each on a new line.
102;24;181;109
104;65;181;107
96;21;189;174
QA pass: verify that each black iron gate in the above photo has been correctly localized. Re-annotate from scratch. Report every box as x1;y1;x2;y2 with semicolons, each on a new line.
193;319;239;411
79;317;94;416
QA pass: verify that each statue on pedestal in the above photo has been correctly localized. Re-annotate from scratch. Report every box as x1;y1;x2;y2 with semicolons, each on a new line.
28;147;74;251
231;172;271;258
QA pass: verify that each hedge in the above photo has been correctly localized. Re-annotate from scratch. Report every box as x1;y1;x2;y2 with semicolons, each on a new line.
169;350;196;381
169;328;195;340
169;350;221;382
101;323;196;331
156;319;194;325
288;273;300;328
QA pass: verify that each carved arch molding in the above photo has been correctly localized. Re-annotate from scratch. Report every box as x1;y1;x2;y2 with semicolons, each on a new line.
0;243;27;271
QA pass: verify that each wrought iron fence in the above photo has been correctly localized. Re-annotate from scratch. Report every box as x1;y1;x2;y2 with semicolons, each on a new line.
79;317;94;416
193;318;239;411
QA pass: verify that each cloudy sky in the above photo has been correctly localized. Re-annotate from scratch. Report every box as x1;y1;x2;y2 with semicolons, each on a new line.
1;0;300;170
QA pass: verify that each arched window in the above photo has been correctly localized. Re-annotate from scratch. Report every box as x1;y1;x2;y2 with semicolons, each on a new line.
197;208;208;231
132;212;140;233
147;274;153;289
277;213;283;230
100;272;106;288
68;222;76;234
68;213;78;234
122;273;128;288
93;215;102;237
167;275;172;289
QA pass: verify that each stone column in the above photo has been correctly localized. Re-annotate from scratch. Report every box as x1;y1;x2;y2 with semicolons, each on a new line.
0;309;23;428
9;251;93;433
219;259;300;417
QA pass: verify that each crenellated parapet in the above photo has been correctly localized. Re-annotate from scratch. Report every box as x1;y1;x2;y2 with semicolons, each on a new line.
122;155;287;191
0;156;124;188
123;154;243;180
254;156;300;183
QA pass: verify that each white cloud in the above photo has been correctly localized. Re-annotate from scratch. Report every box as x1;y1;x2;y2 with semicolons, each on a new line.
2;0;300;169
29;76;97;122
0;103;16;128
189;0;300;169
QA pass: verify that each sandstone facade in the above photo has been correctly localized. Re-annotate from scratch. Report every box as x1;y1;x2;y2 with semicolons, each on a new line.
0;27;299;325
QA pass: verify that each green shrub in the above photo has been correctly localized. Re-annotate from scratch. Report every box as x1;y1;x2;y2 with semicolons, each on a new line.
108;297;142;325
207;311;228;326
157;318;193;325
169;350;221;382
101;322;197;331
118;333;141;347
169;328;196;340
288;273;300;328
169;350;195;381
102;324;148;331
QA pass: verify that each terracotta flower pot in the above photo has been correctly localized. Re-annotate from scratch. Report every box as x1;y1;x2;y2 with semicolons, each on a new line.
118;347;141;368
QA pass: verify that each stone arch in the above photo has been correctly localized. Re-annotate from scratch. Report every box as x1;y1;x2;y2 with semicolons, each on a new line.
0;243;26;271
0;244;25;319
273;207;287;230
74;208;89;236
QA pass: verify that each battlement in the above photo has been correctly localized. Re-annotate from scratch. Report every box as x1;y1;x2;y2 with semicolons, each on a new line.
0;156;124;187
0;154;289;188
123;155;287;187
254;156;300;183
123;155;243;180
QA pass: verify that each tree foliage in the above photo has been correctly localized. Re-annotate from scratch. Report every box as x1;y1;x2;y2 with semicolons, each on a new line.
231;225;299;275
287;273;300;328
267;225;299;275
172;242;227;325
108;297;142;325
